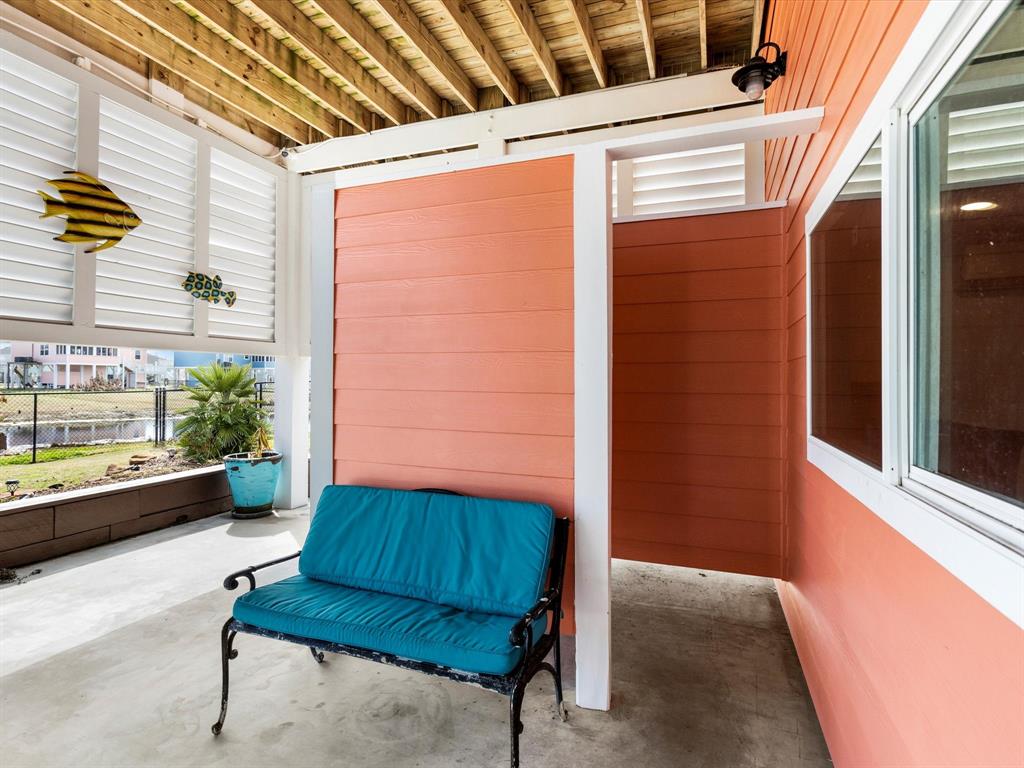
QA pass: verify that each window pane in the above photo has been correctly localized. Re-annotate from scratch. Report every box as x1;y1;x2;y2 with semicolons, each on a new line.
912;5;1024;506
811;137;883;468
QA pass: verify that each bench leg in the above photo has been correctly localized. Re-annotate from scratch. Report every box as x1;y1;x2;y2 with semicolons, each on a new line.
508;683;526;768
211;618;238;736
553;637;567;721
309;647;325;664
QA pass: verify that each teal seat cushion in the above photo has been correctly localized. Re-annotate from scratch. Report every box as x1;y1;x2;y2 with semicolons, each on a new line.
299;486;555;617
233;575;528;675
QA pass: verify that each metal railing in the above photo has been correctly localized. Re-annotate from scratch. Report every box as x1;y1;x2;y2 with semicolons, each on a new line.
0;386;275;464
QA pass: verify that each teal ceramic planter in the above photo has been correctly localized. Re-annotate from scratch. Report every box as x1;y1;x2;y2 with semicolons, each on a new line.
223;451;282;519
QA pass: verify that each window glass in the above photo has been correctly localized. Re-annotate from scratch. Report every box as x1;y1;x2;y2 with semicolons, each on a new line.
912;5;1024;506
810;137;883;468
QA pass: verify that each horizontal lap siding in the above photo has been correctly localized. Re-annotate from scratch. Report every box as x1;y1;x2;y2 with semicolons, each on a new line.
333;155;576;629
611;208;785;577
765;3;1023;767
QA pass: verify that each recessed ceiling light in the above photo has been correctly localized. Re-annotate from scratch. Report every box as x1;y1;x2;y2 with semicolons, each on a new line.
960;201;997;211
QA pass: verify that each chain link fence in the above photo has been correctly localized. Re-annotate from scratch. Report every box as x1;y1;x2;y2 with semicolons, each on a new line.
0;385;274;464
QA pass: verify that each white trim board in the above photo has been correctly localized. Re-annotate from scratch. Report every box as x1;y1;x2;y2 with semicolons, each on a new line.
286;69;751;173
613;199;786;224
804;0;1023;628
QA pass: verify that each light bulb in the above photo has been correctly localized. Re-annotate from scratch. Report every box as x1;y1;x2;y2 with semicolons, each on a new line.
744;73;765;101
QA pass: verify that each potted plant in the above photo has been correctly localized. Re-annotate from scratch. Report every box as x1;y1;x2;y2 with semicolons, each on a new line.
175;363;282;518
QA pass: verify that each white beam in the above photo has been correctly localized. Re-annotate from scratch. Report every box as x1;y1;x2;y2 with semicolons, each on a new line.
273;354;310;509
307;180;335;516
603;106;823;160
287;69;746;172
573;144;612;711
744;140;766;204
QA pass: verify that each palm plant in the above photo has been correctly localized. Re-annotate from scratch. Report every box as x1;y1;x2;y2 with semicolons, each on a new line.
175;364;269;462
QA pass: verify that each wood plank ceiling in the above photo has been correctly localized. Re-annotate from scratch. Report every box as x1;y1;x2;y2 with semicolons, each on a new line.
4;0;758;148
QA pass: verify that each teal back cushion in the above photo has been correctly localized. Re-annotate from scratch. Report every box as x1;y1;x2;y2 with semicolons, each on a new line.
299;485;555;617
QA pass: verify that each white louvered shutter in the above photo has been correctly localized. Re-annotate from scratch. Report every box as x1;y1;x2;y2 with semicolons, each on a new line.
96;98;197;333
0;50;78;323
613;144;746;217
208;148;277;342
632;144;745;216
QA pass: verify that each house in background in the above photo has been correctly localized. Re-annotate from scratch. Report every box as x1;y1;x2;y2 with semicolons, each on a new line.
170;352;275;386
4;341;141;388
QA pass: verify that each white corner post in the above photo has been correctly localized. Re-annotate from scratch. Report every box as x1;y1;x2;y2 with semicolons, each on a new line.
272;355;310;509
573;145;613;711
307;179;336;516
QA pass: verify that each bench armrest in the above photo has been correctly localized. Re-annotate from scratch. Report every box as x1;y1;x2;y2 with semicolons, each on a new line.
508;586;560;647
223;551;301;592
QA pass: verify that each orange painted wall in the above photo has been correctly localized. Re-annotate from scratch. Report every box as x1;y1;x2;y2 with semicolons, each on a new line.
333;155;576;628
612;207;785;578
766;1;1024;766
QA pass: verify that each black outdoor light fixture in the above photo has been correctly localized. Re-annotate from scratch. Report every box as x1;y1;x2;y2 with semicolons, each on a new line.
732;42;788;100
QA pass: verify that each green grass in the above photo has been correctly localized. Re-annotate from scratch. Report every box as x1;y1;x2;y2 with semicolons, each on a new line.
0;442;175;492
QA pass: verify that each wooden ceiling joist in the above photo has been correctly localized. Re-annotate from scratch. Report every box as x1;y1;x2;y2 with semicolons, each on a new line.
180;0;373;133
699;0;709;70
436;0;521;105
44;0;314;143
565;0;607;89
313;0;443;118
634;0;656;80
369;0;477;111
245;0;409;125
110;0;343;139
501;0;563;97
2;0;286;146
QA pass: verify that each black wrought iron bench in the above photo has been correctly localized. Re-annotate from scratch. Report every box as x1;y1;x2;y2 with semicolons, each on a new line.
212;484;570;768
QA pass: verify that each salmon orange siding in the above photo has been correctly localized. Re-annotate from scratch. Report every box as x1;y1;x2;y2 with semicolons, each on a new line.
333;155;576;629
612;208;786;577
766;1;1024;766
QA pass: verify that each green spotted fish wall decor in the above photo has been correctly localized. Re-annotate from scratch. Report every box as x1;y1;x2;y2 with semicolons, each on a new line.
182;272;238;307
37;171;141;253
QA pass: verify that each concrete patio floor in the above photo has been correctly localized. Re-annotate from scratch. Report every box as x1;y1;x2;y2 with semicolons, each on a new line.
1;508;830;768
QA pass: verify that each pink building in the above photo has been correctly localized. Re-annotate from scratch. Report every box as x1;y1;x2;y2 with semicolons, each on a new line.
8;342;141;388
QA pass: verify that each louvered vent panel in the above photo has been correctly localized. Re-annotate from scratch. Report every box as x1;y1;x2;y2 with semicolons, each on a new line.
0;50;78;323
207;148;276;342
839;137;882;198
947;102;1024;185
96;98;196;334
613;144;746;217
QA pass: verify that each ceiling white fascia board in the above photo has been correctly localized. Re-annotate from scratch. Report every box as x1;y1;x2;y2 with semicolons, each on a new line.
286;69;747;173
602;106;824;160
0;318;282;355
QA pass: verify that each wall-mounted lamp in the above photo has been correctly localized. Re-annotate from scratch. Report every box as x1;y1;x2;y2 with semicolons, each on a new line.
732;43;788;101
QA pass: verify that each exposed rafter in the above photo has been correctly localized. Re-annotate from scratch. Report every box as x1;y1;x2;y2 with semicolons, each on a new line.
245;0;409;125
44;0;314;142
751;0;764;57
502;0;563;97
2;0;286;146
565;0;606;88
634;0;655;80
179;0;372;133
369;0;477;111
110;0;344;139
436;0;521;104
313;0;443;118
699;0;708;70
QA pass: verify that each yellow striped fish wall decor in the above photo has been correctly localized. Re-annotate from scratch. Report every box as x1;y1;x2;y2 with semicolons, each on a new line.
37;171;141;253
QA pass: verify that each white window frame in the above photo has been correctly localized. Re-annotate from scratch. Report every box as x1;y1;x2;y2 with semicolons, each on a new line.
806;0;1023;628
